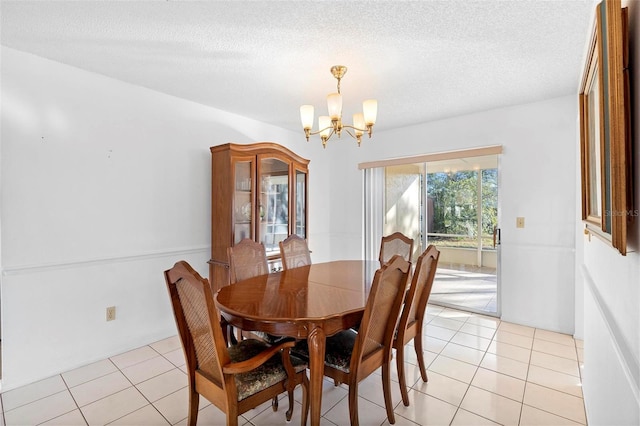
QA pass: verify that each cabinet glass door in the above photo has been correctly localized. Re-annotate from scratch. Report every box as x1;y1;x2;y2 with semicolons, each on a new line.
233;159;254;244
295;169;307;238
258;157;289;256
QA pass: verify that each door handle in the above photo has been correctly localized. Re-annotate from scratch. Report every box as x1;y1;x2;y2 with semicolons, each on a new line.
493;227;501;247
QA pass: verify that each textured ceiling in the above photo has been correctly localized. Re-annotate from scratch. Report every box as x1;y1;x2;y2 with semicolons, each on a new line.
0;0;595;133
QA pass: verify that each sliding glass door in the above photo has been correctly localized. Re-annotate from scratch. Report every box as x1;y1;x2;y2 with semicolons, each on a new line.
425;156;498;315
364;152;500;316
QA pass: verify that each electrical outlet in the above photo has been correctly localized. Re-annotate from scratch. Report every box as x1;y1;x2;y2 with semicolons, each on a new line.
106;306;116;321
516;217;525;228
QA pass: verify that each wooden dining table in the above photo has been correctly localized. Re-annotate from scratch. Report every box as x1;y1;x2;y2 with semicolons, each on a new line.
214;260;380;426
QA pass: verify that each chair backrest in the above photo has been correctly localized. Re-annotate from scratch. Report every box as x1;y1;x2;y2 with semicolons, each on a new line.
397;245;440;336
379;232;414;264
279;234;311;270
228;238;270;284
164;261;229;388
353;255;411;368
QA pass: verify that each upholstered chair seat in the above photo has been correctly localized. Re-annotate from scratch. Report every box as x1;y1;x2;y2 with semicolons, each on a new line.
229;339;307;401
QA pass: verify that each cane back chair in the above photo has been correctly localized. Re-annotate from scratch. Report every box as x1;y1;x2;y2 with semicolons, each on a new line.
379;232;414;264
228;238;270;285
279;234;311;270
393;245;440;406
294;255;411;425
164;261;309;426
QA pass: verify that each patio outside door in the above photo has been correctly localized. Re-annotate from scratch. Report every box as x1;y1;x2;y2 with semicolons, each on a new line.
424;155;499;316
372;153;499;316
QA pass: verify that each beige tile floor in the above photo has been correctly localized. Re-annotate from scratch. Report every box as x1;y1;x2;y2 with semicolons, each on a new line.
0;305;586;425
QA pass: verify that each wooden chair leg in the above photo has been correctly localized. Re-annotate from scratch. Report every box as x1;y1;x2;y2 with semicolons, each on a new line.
285;390;294;421
227;405;239;426
300;373;310;426
348;381;360;426
414;334;428;382
396;344;410;406
271;396;279;412
187;387;199;426
382;361;396;424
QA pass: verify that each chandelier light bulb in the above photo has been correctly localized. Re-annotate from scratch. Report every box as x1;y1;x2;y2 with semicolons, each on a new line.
318;116;332;138
353;113;365;136
363;99;378;126
300;105;314;130
327;93;343;120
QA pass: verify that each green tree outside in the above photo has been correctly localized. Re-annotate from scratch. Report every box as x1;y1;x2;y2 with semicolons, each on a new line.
427;169;497;248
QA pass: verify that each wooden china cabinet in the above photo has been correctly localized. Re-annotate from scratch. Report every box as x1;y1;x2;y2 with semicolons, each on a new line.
209;142;309;292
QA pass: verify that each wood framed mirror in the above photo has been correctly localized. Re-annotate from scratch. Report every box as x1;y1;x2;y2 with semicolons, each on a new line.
579;0;632;255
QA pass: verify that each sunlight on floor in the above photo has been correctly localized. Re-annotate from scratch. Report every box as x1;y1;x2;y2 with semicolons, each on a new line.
430;263;497;314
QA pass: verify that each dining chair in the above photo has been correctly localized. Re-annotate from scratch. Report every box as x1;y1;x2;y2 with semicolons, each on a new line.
379;231;414;264
227;238;284;346
393;244;440;406
279;234;311;270
228;238;270;285
293;255;411;425
164;260;309;426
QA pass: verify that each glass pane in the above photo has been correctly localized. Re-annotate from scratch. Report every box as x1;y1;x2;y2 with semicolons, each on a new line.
384;164;423;259
482;169;498;249
427;170;479;249
587;68;602;218
425;155;498;315
296;170;306;238
259;158;289;255
234;160;252;244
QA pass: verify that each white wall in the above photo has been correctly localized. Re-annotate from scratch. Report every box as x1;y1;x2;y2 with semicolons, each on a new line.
0;32;585;396
576;0;640;423
0;47;330;390
329;95;578;334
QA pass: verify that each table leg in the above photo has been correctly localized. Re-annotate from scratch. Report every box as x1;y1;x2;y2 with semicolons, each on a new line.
307;325;326;426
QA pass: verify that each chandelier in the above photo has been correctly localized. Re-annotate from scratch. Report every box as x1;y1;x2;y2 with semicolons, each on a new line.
300;65;377;148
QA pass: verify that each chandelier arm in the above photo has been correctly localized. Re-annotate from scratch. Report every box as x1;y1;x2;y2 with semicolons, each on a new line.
344;128;356;139
321;128;337;141
341;124;368;133
307;126;335;136
321;127;338;149
343;128;363;147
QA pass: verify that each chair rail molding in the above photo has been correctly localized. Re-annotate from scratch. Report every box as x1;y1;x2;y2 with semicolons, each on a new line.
1;245;210;276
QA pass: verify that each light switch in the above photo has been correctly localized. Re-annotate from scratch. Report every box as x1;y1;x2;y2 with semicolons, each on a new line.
516;217;525;228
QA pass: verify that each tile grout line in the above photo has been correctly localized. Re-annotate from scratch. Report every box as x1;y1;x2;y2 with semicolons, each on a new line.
0;392;5;426
2;385;75;422
521;328;587;425
110;345;178;426
59;373;88;426
444;310;493;425
516;328;535;425
68;345;176;426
